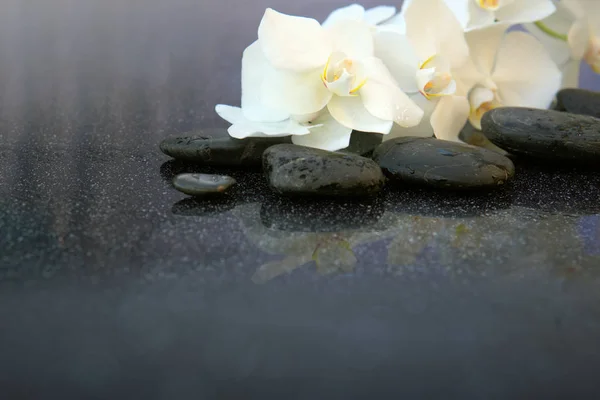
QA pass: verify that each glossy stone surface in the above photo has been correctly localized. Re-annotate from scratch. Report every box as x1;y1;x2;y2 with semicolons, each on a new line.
2;0;600;398
172;173;235;196
160;130;290;166
263;144;385;197
373;137;515;189
555;88;600;118
482;107;600;163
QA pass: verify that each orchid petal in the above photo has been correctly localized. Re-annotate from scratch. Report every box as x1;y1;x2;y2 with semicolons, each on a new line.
215;105;312;138
568;20;592;60
327;95;394;134
468;87;496;130
258;8;331;72
492;31;562;109
430;95;469;142
241;41;289;122
465;1;496;31
290;110;353;151
373;29;420;93
327;19;374;60
465;24;510;77
494;0;556;25
364;6;397;25
322;4;365;28
261;68;332;116
359;57;424;127
385;94;437;139
382;12;406;34
442;0;471;29
561;58;582;88
453;58;491;97
404;0;469;69
560;0;588;20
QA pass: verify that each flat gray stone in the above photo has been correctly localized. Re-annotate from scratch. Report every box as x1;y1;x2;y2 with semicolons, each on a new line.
372;137;514;189
160;129;290;166
263;144;385;197
172;173;236;196
482;107;600;163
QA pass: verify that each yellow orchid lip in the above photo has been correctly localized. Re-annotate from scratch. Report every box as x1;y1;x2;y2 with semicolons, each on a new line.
477;0;500;11
321;54;368;96
419;54;437;70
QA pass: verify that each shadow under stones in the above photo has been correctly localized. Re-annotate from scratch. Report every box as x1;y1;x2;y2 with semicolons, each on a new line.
260;196;386;233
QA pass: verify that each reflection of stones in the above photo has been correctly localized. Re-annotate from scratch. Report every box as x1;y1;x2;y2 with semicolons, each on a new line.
482;107;600;164
263;144;385;197
259;197;384;232
385;207;586;283
458;122;508;156
171;197;238;217
383;185;512;218
373;137;514;189
172;173;236;196
231;203;400;284
159;129;290;166
555;88;600;118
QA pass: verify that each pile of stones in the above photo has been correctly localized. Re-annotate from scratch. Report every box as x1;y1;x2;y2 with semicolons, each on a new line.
159;89;600;198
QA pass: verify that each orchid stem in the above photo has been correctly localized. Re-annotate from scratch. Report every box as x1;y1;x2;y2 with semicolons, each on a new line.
534;21;568;42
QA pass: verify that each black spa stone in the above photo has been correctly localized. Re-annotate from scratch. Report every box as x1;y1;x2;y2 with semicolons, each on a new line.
555;88;600;118
482;107;600;163
262;144;385;197
372;137;515;189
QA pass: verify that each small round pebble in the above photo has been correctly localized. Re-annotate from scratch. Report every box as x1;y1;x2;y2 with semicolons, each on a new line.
172;173;236;196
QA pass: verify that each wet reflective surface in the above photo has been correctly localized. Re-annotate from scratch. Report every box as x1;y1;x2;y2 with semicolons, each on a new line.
2;0;600;398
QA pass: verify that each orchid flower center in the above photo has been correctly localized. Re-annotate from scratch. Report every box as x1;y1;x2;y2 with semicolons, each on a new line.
321;52;367;97
416;55;457;100
468;86;502;129
476;0;500;11
584;36;600;74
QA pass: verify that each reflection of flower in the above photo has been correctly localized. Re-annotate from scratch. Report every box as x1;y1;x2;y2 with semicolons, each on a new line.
231;203;399;284
456;24;561;129
216;8;423;151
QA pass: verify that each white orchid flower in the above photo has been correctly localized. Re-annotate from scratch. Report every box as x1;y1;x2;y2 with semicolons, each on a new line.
525;0;600;88
215;8;424;152
377;0;471;142
455;24;562;129
321;3;397;28
436;0;556;31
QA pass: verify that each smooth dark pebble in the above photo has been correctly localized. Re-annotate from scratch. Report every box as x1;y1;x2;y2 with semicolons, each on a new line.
172;173;236;196
482;107;600;163
160;128;290;166
339;131;383;156
263;144;385;197
459;122;509;155
372;137;515;189
555;88;600;118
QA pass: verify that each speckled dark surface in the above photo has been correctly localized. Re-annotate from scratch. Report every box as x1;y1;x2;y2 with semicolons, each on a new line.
2;0;600;398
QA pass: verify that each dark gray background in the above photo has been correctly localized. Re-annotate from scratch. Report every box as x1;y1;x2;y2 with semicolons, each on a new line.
1;0;600;398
